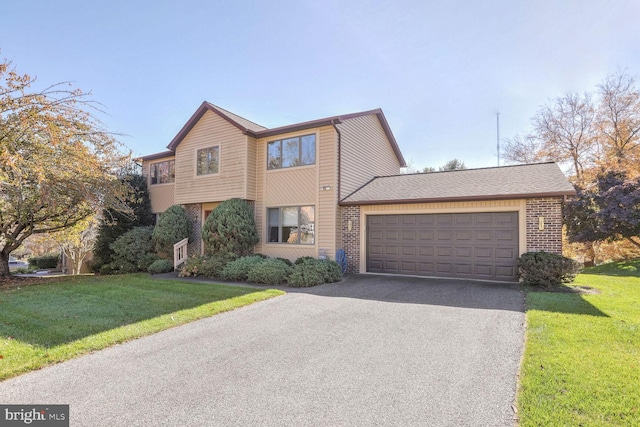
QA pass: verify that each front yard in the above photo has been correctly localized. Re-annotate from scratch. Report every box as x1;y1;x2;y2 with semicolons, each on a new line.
518;261;640;426
0;274;283;380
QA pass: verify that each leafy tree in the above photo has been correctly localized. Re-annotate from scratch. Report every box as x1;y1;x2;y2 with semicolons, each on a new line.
0;57;131;277
92;173;153;271
50;216;98;275
202;198;259;257
152;204;191;260
565;171;640;249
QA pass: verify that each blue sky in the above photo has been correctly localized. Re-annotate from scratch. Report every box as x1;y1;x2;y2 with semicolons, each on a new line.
3;1;640;170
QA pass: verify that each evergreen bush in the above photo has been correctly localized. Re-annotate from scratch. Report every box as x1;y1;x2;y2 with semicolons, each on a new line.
518;251;581;288
202;198;258;257
220;256;265;281
152;204;192;260
247;259;292;285
148;259;174;275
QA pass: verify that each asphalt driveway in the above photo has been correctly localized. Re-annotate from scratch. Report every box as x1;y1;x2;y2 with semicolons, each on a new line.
0;275;525;426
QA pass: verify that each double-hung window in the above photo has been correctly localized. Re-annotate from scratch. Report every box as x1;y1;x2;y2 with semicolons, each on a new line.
267;134;315;169
150;160;175;185
197;146;219;175
268;206;315;244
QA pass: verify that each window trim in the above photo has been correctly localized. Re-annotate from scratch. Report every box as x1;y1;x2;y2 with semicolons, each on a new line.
195;145;221;177
266;205;315;245
149;159;175;185
267;133;316;170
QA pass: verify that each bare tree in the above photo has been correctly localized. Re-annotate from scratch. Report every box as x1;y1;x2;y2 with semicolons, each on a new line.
597;70;640;170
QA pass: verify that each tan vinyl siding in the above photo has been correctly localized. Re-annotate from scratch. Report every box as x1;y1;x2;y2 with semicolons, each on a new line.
264;167;316;205
246;136;257;200
254;126;338;260
174;110;249;205
358;199;527;273
338;115;402;200
143;156;175;213
317;126;338;258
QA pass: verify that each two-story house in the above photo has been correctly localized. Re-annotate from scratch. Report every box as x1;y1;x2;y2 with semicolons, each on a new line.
139;102;575;282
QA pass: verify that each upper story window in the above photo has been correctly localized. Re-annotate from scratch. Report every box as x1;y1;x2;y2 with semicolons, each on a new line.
267;134;316;170
150;160;175;185
197;146;219;175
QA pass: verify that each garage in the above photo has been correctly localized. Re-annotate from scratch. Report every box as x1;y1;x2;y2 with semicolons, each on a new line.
366;212;519;281
340;163;577;280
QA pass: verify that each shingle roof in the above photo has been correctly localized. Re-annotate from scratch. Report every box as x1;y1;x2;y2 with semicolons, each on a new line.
207;103;267;133
340;162;576;205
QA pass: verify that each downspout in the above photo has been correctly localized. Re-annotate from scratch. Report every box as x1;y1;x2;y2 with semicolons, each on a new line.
331;119;342;201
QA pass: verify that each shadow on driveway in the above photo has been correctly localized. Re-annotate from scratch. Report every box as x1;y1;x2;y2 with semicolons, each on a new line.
294;273;526;313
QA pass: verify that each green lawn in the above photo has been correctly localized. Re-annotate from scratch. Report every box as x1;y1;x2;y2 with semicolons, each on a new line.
0;274;283;380
518;261;640;426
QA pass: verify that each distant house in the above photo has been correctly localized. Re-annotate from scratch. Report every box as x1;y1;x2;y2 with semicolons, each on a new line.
138;102;575;281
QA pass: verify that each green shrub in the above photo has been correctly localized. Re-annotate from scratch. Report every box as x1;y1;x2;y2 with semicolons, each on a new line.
220;256;266;281
294;256;315;265
28;254;59;269
518;251;581;288
247;259;292;285
148;259;174;275
179;255;206;277
274;257;293;267
92;173;154;272
107;226;156;273
152;205;192;260
202;198;259;257
288;259;343;287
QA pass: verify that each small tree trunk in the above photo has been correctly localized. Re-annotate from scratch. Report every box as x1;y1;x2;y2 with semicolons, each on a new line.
0;251;11;278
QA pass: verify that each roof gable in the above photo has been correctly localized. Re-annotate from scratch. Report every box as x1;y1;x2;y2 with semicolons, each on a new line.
340;162;576;205
167;102;267;151
160;103;405;167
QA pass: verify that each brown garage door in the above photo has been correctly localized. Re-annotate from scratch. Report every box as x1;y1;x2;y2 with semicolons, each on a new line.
367;212;519;281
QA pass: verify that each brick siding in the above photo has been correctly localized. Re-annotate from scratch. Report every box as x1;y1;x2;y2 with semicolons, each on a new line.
525;197;564;254
184;203;202;257
341;206;361;273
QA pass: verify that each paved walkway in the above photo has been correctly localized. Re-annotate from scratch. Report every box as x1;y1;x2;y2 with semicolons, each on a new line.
0;275;525;426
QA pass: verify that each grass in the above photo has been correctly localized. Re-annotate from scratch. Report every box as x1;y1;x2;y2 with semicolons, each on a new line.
0;274;284;381
518;260;640;426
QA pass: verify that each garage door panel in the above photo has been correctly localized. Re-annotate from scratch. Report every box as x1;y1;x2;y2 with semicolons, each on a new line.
456;247;472;258
418;246;435;256
455;230;473;241
419;230;435;241
402;231;416;241
436;263;453;274
437;230;453;240
475;264;493;277
367;212;518;281
495;230;515;241
475;247;493;258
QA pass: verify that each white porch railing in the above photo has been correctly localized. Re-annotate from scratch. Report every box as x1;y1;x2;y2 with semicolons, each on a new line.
173;238;189;270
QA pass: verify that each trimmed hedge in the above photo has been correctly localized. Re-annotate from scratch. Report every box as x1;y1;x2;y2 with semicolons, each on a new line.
288;259;342;287
220;256;266;281
247;259;292;285
518;251;581;288
28;254;59;269
148;259;174;275
179;255;233;278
